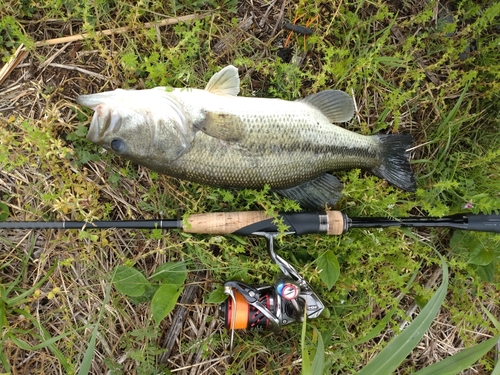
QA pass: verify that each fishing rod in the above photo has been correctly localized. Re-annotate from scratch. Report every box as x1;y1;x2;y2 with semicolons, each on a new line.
1;210;499;342
1;210;499;234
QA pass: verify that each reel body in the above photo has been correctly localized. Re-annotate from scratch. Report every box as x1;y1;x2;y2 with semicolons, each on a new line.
221;232;325;343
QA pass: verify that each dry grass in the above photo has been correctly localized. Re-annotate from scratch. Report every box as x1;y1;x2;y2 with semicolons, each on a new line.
1;0;499;374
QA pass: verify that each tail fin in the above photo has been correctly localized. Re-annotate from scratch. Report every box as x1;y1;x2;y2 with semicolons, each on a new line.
371;134;416;192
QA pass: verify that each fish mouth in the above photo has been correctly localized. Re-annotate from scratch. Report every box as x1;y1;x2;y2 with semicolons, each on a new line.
87;105;121;143
77;92;118;110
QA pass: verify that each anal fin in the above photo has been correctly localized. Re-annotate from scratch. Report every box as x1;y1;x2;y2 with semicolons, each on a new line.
275;174;344;210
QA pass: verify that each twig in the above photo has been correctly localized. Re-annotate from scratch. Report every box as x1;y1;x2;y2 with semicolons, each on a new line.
34;13;208;47
38;42;72;71
170;355;231;373
351;87;361;124
7;88;36;108
212;16;254;57
47;63;110;80
406;139;435;152
0;44;29;86
258;0;279;29
271;0;287;39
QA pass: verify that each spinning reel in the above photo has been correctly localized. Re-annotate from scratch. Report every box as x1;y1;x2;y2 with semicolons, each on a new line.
220;232;325;348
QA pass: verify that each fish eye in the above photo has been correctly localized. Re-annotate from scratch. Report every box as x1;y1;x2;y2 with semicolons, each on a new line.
110;138;126;153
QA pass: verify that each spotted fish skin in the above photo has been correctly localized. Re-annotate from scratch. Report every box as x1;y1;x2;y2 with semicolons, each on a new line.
166;93;377;188
77;65;416;208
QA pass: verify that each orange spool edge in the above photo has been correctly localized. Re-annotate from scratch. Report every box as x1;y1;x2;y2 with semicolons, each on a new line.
228;291;250;330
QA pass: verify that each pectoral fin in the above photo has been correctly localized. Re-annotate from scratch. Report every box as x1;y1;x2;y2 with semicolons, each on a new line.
298;90;354;123
194;111;246;142
205;65;240;96
276;174;344;210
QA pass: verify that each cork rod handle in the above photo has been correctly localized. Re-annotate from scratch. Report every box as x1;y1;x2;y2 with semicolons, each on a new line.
326;211;345;235
184;211;273;234
183;211;346;235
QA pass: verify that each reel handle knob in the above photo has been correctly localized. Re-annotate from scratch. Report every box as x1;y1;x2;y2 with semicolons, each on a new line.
276;280;300;301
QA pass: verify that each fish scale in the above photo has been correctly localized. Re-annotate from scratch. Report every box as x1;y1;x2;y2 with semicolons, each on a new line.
77;65;416;208
167;120;378;189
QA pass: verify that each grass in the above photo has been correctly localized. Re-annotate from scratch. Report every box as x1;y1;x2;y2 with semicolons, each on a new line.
1;0;500;373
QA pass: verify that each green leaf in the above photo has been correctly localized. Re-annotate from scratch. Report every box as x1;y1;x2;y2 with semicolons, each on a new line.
450;231;478;256
358;257;448;375
13;308;71;371
450;231;495;266
414;294;430;310
484;299;500;375
0;295;5;334
354;307;397;345
356;266;421;345
227;234;249;245
78;325;98;375
113;266;150;297
317;250;340;290
480;304;500;330
310;326;325;375
0;349;10;373
301;308;311;375
206;286;228;304
151;284;183;327
451;231;498;281
150;262;187;286
6;328;72;351
474;262;495;283
7;261;57;306
79;278;113;375
0;202;9;221
493;360;500;375
129;284;159;304
413;334;500;375
469;248;493;266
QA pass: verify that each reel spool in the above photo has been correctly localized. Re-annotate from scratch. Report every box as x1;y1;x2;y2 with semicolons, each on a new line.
221;281;302;331
221;285;277;331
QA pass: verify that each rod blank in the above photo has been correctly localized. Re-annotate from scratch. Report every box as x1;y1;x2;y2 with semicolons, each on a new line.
0;220;181;230
0;211;499;234
347;213;500;233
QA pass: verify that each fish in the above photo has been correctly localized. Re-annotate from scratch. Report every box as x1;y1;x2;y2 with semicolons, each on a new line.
76;65;416;209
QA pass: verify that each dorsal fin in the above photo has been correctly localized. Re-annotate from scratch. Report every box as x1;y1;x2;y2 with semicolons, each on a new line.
205;65;240;96
297;90;354;123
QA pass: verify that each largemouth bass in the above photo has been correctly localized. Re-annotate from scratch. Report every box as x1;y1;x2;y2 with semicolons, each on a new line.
77;65;416;208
